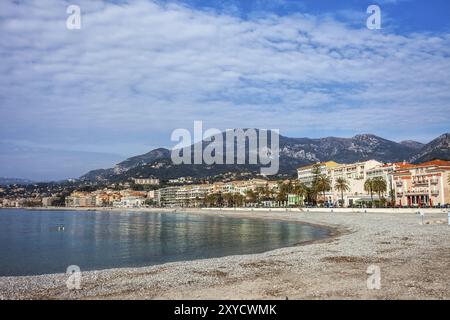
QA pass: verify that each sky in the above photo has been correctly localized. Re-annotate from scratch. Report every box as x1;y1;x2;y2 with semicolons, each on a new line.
0;0;450;180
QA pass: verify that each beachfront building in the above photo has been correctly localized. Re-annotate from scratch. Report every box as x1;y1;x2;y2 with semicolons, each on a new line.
297;160;383;206
175;184;212;207
113;196;146;208
65;192;96;207
327;160;383;206
42;196;59;206
297;161;339;186
155;186;180;207
392;160;450;207
366;161;413;203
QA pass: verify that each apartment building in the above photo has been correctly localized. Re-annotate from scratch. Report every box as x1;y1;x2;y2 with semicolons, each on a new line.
212;179;278;196
297;161;339;186
113;196;146;208
65;192;96;207
297;160;383;206
155;186;180;207
42;196;59;206
392;160;450;207
366;162;412;200
175;184;212;207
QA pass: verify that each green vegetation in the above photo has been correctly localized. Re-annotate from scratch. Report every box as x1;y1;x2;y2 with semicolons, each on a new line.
364;177;388;207
334;177;350;207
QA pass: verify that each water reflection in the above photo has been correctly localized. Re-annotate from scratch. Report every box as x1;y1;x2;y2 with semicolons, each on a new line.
0;209;330;276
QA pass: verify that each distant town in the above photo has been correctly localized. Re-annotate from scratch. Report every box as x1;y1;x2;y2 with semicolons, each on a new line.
1;159;449;209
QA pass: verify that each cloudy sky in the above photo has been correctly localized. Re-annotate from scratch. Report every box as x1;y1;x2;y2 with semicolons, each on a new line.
1;0;450;180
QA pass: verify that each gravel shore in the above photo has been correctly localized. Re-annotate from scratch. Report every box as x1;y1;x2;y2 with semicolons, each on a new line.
0;210;448;300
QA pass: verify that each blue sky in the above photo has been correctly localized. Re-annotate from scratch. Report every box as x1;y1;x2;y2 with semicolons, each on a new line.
0;0;449;180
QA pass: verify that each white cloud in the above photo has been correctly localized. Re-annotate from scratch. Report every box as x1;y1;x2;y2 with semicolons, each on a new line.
0;0;449;154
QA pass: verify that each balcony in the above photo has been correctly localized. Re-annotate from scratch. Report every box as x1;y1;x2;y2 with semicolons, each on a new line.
430;179;438;185
431;190;439;196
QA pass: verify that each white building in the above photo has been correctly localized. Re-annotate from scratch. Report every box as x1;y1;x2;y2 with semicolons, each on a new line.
298;160;383;206
133;177;160;186
113;196;146;208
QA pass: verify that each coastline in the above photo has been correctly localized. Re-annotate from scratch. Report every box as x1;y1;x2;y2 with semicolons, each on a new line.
3;205;449;214
0;209;448;299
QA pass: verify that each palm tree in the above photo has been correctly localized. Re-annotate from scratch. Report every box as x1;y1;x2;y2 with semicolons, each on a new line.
364;178;375;207
292;181;307;207
316;174;332;206
334;177;350;207
245;190;257;204
223;193;234;207
372;177;387;206
311;164;322;204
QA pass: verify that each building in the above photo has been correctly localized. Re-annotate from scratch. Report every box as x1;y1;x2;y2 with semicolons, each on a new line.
168;177;193;184
366;162;412;203
133;177;160;186
92;190;122;207
42;196;59;206
65;192;96;207
113;196;146;208
287;194;302;206
155;186;180;207
327;160;383;206
297;160;383;206
175;184;211;207
297;161;340;186
211;179;278;196
392;160;450;207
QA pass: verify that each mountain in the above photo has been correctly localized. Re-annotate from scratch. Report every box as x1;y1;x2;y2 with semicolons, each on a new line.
279;134;416;164
409;133;450;163
399;140;424;150
80;132;449;182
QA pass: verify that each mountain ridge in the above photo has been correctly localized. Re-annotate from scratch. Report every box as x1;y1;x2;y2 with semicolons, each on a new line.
80;132;450;182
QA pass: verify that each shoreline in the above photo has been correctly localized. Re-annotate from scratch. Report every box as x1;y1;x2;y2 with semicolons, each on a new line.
0;209;448;299
3;205;449;214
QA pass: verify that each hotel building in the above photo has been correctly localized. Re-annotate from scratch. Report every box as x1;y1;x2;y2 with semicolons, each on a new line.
392;160;450;207
298;160;383;206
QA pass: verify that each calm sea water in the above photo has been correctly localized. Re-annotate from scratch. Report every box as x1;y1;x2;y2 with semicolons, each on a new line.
0;209;330;276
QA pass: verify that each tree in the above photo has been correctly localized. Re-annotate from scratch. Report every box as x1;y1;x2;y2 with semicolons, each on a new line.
292;181;307;207
372;177;387;206
334;177;350;207
316;174;332;206
245;190;257;204
364;178;375;207
311;164;322;203
276;181;293;203
223;193;233;207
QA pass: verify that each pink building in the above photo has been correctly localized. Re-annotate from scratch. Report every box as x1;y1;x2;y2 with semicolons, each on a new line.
392;160;450;207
